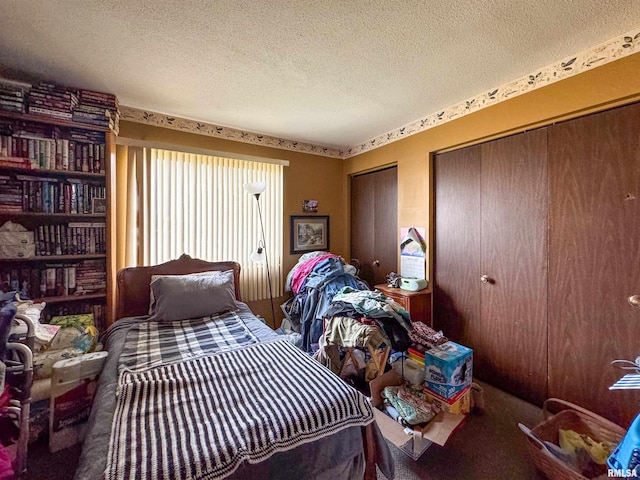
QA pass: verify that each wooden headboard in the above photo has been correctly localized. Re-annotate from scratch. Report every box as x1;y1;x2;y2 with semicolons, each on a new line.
114;254;242;322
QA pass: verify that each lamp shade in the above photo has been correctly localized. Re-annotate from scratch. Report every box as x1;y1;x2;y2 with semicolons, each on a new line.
244;182;267;195
250;246;267;264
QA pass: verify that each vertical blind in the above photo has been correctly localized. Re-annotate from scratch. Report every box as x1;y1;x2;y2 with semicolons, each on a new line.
135;148;283;301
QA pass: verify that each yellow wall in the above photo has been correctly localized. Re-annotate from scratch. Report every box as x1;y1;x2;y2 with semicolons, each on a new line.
117;52;640;324
343;52;640;282
116;122;346;325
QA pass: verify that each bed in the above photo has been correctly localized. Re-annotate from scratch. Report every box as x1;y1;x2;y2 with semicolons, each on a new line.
74;254;393;480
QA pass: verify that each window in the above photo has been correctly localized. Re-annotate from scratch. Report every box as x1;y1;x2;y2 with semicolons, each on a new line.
121;147;283;301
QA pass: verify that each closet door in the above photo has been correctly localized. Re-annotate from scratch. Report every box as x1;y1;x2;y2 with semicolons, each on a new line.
549;102;640;427
434;130;548;406
350;167;398;287
433;145;482;344
480;129;549;405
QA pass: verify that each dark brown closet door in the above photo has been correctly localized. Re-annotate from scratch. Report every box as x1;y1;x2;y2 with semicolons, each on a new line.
549;102;640;427
480;129;549;405
350;167;398;287
433;145;482;344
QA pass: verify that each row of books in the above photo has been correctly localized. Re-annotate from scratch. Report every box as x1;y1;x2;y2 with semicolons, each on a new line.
75;260;107;296
0;259;106;300
0;79;120;133
28;82;78;119
0;174;106;215
0;134;106;173
0;79;29;114
34;223;107;256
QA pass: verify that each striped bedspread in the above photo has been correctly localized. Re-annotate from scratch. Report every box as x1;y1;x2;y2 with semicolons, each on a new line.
118;311;258;372
106;339;374;480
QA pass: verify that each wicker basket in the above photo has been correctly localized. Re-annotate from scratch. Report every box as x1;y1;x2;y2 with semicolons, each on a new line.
523;398;626;480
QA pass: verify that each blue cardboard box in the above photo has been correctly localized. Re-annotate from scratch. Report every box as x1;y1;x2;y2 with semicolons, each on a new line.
424;341;473;399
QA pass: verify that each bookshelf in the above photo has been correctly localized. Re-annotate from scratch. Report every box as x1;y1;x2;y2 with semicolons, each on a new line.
0;82;117;330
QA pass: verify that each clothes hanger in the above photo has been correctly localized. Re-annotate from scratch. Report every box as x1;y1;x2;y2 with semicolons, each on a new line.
611;357;640;373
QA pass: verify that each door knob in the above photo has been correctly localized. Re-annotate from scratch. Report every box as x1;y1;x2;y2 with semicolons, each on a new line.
480;275;491;284
629;295;640;308
372;259;381;267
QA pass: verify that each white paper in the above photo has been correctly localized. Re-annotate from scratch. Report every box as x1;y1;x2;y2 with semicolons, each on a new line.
400;226;426;279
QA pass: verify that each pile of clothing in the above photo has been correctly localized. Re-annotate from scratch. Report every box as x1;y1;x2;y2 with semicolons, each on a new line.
328;287;413;351
409;321;449;351
281;252;368;352
382;384;440;427
314;315;389;378
312;287;418;388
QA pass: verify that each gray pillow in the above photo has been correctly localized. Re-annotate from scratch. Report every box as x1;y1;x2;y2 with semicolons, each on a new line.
149;270;237;321
148;270;225;314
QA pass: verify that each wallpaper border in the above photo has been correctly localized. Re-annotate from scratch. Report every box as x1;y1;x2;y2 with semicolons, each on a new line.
347;27;640;157
121;27;640;160
119;107;344;159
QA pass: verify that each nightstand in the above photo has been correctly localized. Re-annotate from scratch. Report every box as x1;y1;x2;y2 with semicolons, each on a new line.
375;284;432;326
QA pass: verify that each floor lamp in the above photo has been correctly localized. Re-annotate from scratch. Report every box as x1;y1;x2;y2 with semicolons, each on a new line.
244;181;276;325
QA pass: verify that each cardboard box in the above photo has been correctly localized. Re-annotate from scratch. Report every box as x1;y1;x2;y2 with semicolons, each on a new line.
424;341;473;399
370;370;466;459
423;385;472;415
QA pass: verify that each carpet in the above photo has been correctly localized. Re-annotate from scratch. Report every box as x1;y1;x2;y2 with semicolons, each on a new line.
24;380;547;480
377;380;547;479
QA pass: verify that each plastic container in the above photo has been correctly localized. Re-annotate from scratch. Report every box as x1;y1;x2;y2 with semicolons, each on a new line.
49;351;107;453
392;357;425;385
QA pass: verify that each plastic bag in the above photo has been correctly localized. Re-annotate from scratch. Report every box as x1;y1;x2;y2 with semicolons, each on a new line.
381;385;438;425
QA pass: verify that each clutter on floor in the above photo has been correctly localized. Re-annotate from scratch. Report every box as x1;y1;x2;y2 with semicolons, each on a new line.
520;398;627;479
1;291;108;476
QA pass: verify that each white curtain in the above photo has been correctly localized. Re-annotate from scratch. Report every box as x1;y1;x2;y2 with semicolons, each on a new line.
126;147;283;301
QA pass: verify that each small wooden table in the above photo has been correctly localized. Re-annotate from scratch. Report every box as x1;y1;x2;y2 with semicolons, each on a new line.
374;284;432;327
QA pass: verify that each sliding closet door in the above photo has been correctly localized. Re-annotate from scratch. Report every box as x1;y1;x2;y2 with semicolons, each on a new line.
480;129;549;405
433;145;482;344
549;102;640;427
435;131;548;405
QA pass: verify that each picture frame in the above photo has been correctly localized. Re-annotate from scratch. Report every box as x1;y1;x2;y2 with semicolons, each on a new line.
91;197;107;214
290;215;330;254
302;199;318;213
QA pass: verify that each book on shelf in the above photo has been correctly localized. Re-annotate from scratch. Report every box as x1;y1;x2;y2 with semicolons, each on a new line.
0;79;28;114
27;106;73;120
0;158;30;169
0;80;119;133
45;267;56;296
0;80;113;332
0;133;105;173
0;259;104;299
12;176;105;215
34;224;106;256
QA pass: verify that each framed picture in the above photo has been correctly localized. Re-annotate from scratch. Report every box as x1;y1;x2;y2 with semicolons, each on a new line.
302;199;318;212
290;215;330;254
92;197;107;214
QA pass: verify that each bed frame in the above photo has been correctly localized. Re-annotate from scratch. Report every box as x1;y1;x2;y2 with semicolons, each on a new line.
114;254;242;322
112;254;380;479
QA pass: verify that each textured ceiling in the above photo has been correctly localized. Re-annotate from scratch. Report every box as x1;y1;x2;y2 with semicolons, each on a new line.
1;1;640;151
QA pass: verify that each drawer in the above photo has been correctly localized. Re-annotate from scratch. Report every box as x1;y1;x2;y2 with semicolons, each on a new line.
389;294;410;310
